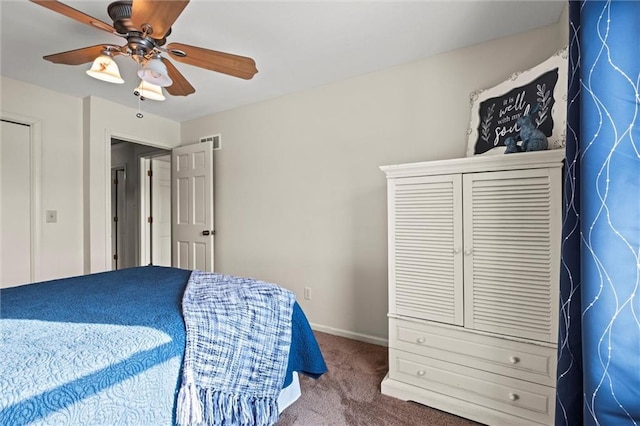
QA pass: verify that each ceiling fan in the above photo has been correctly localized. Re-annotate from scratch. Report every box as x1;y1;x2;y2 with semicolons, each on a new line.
30;0;258;98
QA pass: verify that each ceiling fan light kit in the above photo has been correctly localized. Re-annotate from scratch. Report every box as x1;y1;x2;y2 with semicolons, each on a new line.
134;79;165;101
137;56;173;87
31;0;258;104
86;53;125;84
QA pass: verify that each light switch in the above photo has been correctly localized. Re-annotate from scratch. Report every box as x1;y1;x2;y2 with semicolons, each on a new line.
46;210;57;223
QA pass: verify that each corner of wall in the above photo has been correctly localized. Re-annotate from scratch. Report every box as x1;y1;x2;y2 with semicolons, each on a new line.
82;97;92;274
558;1;569;50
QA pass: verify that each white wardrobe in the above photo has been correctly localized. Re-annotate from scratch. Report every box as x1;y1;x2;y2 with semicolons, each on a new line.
380;149;564;426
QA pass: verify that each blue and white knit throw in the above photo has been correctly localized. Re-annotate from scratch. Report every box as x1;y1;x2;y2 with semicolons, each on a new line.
177;271;296;426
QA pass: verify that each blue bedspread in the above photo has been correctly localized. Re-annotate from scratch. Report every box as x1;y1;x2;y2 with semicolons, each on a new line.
0;266;326;425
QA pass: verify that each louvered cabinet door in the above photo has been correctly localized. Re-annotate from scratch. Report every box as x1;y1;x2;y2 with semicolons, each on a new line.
389;174;464;326
462;168;561;343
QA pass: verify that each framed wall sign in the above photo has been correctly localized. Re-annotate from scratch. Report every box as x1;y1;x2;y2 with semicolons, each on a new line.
466;47;568;156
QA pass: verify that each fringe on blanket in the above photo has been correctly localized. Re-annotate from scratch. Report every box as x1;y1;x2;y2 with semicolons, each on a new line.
176;379;279;426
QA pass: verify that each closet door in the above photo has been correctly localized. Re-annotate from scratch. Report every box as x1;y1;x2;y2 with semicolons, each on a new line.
1;120;31;287
462;168;561;342
389;174;463;325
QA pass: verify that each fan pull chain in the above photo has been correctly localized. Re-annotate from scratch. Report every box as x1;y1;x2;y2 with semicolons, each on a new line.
135;64;144;119
136;94;144;119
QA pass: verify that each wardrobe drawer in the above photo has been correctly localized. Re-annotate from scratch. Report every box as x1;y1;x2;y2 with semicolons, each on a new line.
390;318;556;386
389;349;554;425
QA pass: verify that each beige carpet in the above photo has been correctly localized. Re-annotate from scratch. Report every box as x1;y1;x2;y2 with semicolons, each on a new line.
277;331;482;426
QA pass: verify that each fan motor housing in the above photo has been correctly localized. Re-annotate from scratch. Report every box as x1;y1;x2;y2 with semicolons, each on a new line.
126;34;155;57
107;1;133;34
108;0;169;51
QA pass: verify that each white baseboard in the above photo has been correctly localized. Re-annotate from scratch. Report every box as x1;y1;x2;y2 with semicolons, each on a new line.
310;323;388;347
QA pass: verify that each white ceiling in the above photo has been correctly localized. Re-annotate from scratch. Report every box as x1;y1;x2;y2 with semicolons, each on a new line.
0;1;565;122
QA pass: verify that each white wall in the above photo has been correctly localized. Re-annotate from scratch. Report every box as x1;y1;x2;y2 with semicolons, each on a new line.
1;77;83;282
0;78;181;280
181;20;568;342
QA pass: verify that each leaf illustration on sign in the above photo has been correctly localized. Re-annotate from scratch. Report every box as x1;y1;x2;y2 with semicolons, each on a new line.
481;103;495;144
536;83;551;127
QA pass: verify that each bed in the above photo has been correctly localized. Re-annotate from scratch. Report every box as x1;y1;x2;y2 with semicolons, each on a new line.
0;266;327;425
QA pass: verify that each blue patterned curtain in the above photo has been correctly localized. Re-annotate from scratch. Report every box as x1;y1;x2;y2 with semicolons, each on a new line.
556;1;640;425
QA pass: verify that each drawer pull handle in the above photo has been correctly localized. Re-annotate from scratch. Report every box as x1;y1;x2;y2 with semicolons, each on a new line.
508;393;519;401
509;356;520;364
416;337;426;344
417;370;426;377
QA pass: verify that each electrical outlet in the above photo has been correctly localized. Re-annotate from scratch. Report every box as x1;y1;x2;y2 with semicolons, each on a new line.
304;287;312;300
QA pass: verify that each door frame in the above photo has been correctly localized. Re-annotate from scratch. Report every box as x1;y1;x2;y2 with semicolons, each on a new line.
1;112;42;283
139;152;172;266
110;166;126;270
140;156;151;266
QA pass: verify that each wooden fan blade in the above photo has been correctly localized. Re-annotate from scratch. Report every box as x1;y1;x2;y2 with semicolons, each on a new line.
44;44;120;65
161;58;195;96
30;0;116;34
131;0;189;39
167;43;258;80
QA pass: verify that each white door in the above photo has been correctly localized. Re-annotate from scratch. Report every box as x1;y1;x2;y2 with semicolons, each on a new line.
390;173;464;326
172;141;214;271
462;168;560;343
152;155;172;266
1;120;31;287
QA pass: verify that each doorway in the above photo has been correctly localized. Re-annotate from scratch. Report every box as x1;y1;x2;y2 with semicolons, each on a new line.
110;139;170;269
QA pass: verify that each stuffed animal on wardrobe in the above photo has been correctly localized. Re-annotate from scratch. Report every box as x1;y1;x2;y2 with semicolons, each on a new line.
516;104;548;152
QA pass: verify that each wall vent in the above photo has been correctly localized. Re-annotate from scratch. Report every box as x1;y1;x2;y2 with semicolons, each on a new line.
200;134;222;150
